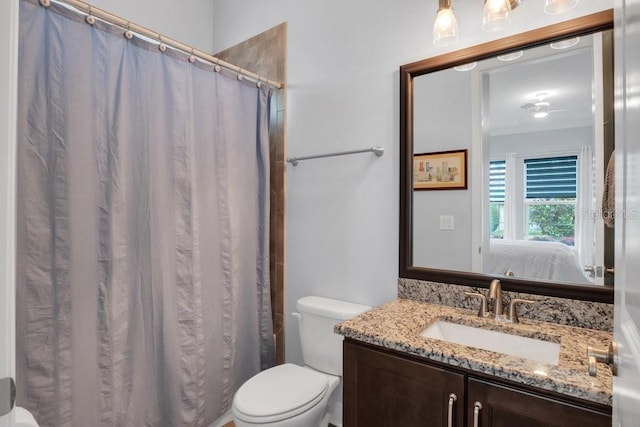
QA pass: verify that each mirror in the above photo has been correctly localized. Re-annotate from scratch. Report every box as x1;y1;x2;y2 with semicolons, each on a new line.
400;11;614;303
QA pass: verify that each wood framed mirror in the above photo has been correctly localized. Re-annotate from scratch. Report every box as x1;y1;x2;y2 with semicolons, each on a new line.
399;10;614;303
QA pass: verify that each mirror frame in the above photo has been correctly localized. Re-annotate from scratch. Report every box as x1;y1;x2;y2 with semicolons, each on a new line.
399;10;614;303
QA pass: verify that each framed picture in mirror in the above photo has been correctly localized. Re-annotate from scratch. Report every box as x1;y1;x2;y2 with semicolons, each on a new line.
413;149;467;190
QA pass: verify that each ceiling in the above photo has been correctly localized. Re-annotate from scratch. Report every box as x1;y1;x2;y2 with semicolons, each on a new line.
482;34;596;136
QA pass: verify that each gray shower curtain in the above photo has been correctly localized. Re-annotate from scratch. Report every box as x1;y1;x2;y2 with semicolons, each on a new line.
16;1;274;426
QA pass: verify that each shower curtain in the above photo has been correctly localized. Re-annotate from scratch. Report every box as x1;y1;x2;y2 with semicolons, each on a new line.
16;1;274;426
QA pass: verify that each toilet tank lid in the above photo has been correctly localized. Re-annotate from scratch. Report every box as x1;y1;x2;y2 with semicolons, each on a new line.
296;296;371;320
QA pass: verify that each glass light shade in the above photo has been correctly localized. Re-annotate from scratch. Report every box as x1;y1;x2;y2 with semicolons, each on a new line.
433;8;459;46
497;50;524;61
534;101;550;118
483;0;511;32
454;62;477;71
544;0;579;14
550;37;580;49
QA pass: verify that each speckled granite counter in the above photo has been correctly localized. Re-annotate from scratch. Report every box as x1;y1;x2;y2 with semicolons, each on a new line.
335;298;613;406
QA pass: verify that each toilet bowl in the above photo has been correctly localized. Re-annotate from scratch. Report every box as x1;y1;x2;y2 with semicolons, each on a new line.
15;407;40;427
232;296;371;427
233;364;339;427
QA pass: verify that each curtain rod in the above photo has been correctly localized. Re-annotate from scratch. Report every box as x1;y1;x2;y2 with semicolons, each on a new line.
39;0;283;90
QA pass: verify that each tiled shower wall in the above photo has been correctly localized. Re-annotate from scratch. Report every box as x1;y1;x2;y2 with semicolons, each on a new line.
216;23;287;364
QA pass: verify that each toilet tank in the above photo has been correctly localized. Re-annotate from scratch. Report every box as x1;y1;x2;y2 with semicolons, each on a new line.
295;296;371;376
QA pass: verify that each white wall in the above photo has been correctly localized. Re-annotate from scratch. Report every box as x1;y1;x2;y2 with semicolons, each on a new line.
210;0;614;364
88;0;215;52
413;68;474;271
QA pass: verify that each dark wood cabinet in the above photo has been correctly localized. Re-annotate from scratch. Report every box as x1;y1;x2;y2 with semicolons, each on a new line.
343;340;611;427
343;340;465;427
467;378;611;427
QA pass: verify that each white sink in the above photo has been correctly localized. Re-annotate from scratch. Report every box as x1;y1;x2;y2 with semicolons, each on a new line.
420;320;561;365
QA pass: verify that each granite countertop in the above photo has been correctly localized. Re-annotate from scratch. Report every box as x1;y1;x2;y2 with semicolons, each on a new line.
335;298;613;406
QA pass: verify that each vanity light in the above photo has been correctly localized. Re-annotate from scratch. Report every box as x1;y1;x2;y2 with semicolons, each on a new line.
497;50;524;61
454;62;478;71
550;37;581;49
483;0;513;32
432;0;577;46
433;0;459;46
544;0;579;14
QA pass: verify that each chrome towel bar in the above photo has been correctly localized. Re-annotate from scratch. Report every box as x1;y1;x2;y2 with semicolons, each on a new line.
286;146;384;166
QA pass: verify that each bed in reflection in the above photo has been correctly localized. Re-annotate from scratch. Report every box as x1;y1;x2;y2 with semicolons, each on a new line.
487;239;593;284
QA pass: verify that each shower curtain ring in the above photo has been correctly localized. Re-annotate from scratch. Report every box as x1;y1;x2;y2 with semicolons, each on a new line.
158;35;167;52
214;59;221;73
189;48;197;63
256;77;263;88
124;22;133;40
237;66;244;81
39;0;51;7
85;6;96;25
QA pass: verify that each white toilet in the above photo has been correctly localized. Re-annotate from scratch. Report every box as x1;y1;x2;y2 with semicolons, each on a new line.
232;296;371;427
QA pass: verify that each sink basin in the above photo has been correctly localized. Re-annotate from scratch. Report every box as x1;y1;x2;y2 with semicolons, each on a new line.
420;321;560;365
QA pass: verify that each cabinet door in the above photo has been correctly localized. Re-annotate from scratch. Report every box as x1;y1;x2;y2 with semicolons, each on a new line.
343;341;465;427
467;378;611;427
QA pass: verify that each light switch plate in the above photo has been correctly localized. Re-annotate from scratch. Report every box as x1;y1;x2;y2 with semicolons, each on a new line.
440;215;454;230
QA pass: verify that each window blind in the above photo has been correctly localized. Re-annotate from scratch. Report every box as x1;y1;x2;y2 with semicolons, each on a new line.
489;160;506;203
525;156;577;199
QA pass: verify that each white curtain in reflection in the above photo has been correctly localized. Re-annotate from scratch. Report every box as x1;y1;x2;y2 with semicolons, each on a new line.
503;152;517;240
576;145;595;270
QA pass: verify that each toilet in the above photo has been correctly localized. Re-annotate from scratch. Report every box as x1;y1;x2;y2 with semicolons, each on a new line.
232;296;371;427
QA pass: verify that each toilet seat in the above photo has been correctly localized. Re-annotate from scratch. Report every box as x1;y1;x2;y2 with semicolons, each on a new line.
233;364;329;424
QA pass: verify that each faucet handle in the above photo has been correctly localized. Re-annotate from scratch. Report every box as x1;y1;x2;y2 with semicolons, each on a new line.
506;298;535;323
465;292;490;318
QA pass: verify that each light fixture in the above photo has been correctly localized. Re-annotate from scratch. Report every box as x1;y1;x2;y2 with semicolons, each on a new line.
521;92;552;119
454;62;477;71
550;37;580;49
533;103;549;118
432;0;577;46
433;0;459;46
497;50;524;61
544;0;579;14
483;0;514;32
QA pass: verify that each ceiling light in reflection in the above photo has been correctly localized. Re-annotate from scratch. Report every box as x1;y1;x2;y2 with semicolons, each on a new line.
454;62;477;71
550;37;581;50
497;50;524;61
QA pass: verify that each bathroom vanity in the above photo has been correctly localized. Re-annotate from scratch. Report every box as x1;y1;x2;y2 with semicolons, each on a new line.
336;299;613;427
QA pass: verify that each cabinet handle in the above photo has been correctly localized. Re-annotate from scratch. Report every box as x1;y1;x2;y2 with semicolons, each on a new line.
447;393;457;427
473;401;482;427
